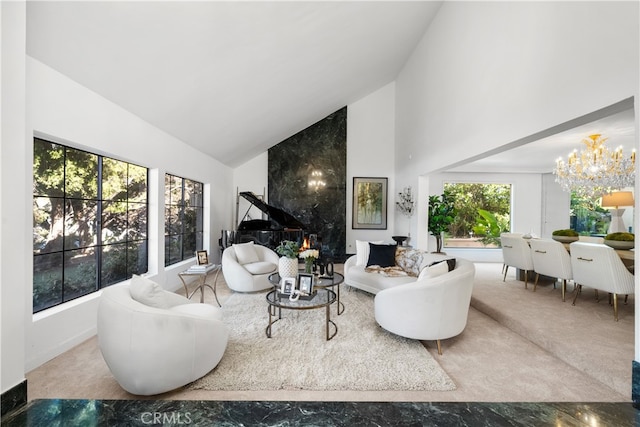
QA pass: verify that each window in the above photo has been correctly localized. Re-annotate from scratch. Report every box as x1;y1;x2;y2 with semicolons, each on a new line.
33;138;148;313
443;182;512;248
164;174;203;266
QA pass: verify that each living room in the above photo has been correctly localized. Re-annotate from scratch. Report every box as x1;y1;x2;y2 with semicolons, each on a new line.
2;1;639;424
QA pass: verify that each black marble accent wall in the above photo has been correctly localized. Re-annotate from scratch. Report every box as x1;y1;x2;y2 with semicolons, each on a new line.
268;108;346;260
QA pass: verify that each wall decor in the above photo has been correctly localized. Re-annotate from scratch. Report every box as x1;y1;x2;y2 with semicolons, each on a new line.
352;177;388;229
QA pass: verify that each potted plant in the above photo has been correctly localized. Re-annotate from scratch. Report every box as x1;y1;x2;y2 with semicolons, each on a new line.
428;190;457;253
604;232;635;249
275;240;300;278
551;229;579;243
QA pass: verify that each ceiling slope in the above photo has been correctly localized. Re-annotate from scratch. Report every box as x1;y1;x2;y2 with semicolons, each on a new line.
27;1;442;167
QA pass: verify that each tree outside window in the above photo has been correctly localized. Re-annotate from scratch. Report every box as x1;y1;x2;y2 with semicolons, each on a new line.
443;183;511;248
164;174;204;266
33;138;148;313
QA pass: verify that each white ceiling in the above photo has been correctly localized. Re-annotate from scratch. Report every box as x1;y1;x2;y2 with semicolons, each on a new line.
447;104;636;174
26;1;442;168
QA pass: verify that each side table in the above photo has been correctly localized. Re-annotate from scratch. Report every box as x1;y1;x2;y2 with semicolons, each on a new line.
178;264;222;306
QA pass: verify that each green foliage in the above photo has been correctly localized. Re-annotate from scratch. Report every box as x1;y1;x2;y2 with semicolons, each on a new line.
428;190;457;235
552;229;579;236
276;240;300;258
570;192;609;235
605;232;634;241
472;209;509;246
443;183;511;238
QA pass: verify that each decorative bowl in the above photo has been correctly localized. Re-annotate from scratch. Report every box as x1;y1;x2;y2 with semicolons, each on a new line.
551;236;579;243
604;239;634;250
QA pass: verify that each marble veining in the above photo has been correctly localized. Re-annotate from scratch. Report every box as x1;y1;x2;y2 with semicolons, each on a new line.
3;400;638;426
268;107;347;261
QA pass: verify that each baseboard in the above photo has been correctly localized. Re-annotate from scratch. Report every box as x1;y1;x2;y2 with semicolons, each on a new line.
1;379;27;418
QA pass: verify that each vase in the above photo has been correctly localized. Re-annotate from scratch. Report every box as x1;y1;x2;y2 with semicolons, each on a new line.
304;258;314;274
279;257;298;279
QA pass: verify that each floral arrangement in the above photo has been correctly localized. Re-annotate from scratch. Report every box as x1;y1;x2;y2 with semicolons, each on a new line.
299;249;320;273
396;186;415;217
275;240;300;259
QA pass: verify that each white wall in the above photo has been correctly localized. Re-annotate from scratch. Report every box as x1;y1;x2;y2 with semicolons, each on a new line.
395;0;639;256
346;82;397;252
1;0;28;396
24;58;233;371
233;152;269;229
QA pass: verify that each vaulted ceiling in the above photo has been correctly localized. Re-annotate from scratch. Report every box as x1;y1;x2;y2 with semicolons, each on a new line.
26;1;442;168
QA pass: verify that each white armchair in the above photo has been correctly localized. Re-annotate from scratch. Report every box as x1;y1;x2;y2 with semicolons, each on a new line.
374;258;475;355
97;276;229;395
222;242;278;292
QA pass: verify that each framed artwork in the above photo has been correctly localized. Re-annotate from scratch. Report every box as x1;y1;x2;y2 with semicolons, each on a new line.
352;177;388;229
297;273;314;295
196;250;209;265
280;277;296;295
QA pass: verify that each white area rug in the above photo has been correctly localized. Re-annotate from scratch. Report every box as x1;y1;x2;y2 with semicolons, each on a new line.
188;288;456;391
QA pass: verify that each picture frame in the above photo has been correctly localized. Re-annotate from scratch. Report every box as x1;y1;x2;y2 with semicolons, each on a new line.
352;177;388;229
297;273;314;295
280;277;296;295
196;250;209;265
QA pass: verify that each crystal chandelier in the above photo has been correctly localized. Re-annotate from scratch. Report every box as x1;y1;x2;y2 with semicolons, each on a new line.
554;133;636;198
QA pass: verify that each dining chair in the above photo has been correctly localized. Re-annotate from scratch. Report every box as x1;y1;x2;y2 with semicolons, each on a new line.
529;238;573;301
569;242;635;321
499;233;524;275
500;234;534;288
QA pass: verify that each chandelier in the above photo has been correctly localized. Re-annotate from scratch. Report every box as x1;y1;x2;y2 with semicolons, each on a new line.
554;133;635;198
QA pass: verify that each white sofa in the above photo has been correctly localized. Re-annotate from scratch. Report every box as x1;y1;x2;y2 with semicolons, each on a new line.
221;242;279;292
344;250;475;354
97;276;229;395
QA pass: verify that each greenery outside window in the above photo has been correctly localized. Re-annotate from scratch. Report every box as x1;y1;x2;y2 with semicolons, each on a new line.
33;138;148;313
164;174;204;266
443;182;512;248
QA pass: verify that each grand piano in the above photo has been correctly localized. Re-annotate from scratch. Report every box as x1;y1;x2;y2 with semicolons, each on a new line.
221;191;305;250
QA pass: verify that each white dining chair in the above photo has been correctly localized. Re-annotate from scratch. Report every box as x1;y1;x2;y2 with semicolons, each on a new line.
500;234;534;288
569;242;635;321
529;238;573;301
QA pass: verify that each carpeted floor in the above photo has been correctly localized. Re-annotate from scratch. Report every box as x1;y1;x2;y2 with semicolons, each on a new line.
25;262;632;402
188;288;455;392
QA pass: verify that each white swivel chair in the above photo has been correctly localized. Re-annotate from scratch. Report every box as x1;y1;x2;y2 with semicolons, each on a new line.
529;238;573;301
500;234;534;288
97;275;229;395
569;242;635;321
222;242;278;292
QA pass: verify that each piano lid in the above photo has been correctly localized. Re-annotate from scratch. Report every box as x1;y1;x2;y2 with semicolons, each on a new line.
238;191;305;230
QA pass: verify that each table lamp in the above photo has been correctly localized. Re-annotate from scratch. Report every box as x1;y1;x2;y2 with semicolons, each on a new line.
601;191;634;233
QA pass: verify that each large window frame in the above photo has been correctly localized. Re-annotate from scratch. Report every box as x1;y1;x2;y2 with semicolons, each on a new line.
33;138;149;313
164;174;204;266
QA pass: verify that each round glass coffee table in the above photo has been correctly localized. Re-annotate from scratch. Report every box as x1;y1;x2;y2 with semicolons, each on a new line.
268;271;345;315
265;288;337;341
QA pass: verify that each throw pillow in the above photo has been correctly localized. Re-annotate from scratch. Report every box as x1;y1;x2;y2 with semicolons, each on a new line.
129;274;170;309
355;240;383;266
367;243;398;267
395;248;424;277
233;242;259;265
418;258;456;280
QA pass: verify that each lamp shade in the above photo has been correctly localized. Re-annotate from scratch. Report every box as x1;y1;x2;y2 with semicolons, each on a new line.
601;191;635;208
